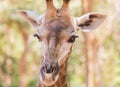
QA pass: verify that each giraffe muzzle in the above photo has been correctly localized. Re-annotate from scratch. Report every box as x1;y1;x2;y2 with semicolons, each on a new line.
39;61;59;86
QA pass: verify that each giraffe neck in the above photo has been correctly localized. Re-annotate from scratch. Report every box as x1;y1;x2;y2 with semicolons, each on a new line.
38;62;68;87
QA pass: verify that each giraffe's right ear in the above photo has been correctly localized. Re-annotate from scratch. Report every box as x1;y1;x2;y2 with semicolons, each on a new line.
74;12;106;32
17;10;44;27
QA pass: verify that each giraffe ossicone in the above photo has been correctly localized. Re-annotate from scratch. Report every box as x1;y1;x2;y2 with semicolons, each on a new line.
17;0;106;87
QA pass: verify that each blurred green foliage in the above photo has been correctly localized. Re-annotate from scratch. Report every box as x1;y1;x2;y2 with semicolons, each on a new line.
0;0;120;87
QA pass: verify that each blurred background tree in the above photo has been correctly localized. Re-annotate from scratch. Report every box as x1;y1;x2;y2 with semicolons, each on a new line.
0;0;120;87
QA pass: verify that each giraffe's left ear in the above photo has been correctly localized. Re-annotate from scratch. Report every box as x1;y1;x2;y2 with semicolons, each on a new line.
17;10;44;27
74;12;106;32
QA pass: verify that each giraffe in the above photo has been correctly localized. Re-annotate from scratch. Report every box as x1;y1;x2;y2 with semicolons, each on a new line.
17;0;106;87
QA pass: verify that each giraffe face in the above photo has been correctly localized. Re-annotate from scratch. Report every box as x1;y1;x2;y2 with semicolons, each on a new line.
35;19;78;86
17;0;106;86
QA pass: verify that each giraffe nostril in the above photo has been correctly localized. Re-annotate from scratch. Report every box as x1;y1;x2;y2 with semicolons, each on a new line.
46;65;56;73
46;68;51;73
51;66;56;73
41;65;52;73
41;63;58;74
41;66;46;73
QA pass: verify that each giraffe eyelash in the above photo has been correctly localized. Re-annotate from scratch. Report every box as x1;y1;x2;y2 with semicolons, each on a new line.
67;35;79;43
33;34;41;41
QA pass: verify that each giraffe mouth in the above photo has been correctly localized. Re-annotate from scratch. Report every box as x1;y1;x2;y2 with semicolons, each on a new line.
39;73;59;86
39;62;59;86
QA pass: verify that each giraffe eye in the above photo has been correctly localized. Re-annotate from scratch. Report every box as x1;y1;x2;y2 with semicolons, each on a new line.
33;34;41;41
68;35;79;43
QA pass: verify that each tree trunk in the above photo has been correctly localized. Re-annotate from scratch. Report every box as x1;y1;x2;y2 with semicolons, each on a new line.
19;29;29;87
81;0;102;87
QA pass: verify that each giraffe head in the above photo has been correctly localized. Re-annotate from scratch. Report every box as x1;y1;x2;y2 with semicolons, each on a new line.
17;0;106;86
